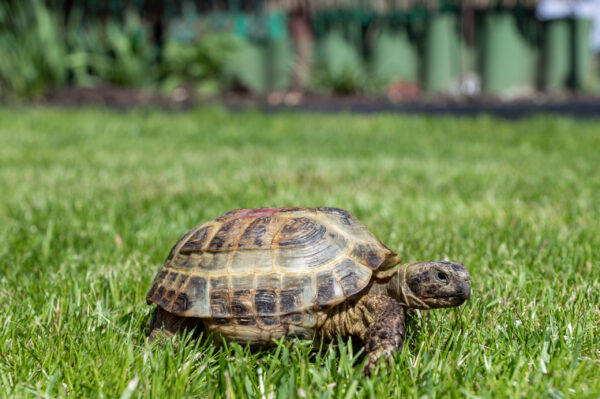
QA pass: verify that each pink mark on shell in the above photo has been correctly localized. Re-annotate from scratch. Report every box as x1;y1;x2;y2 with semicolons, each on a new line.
236;207;291;218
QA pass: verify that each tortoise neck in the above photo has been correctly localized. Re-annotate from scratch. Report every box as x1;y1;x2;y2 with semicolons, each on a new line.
368;264;429;309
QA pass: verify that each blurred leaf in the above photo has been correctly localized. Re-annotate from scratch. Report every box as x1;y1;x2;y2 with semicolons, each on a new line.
0;0;67;98
0;3;157;98
313;31;366;94
162;33;240;93
93;11;157;87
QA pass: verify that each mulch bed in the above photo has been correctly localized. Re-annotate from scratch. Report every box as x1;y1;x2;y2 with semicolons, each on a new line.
32;85;600;119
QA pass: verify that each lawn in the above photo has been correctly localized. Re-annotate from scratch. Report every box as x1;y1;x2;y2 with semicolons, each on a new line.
0;108;599;398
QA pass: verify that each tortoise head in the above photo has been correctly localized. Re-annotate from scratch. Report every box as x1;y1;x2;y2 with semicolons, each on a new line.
389;261;471;309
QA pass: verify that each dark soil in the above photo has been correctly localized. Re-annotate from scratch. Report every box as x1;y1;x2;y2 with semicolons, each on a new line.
35;85;600;119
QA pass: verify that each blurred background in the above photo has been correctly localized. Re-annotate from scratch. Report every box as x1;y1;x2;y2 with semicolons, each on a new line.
1;0;600;107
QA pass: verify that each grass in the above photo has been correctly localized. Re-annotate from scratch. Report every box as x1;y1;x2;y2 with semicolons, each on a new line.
0;107;599;398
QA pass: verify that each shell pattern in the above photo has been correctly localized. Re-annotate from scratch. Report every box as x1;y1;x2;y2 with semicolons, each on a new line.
146;207;399;338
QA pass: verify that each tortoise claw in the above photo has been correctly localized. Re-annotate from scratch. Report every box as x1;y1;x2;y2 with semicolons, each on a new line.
364;346;396;375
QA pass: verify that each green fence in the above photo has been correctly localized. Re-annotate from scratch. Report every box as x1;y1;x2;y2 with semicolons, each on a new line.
179;6;596;95
1;1;597;98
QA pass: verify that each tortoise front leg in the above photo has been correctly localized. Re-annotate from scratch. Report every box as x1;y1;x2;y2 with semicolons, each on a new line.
148;307;204;344
361;297;405;372
321;295;405;374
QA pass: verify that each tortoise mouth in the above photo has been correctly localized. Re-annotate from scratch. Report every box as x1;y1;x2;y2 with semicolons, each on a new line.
426;286;470;308
421;296;463;309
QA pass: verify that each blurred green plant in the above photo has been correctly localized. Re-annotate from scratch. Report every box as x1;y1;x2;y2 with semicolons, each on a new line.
0;2;157;99
0;1;67;99
312;31;367;94
68;11;157;87
161;33;240;95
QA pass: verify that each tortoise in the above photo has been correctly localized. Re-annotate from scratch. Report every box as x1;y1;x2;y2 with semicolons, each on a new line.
146;207;471;371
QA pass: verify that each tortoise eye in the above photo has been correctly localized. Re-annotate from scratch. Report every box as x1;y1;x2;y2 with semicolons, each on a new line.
436;271;448;283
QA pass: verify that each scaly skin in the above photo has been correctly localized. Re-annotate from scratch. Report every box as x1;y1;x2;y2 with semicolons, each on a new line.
321;261;470;373
320;295;405;374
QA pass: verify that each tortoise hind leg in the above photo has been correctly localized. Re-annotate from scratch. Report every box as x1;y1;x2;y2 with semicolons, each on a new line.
148;307;204;344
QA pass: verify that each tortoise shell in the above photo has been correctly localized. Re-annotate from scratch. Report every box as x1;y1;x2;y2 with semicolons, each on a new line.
146;207;401;325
